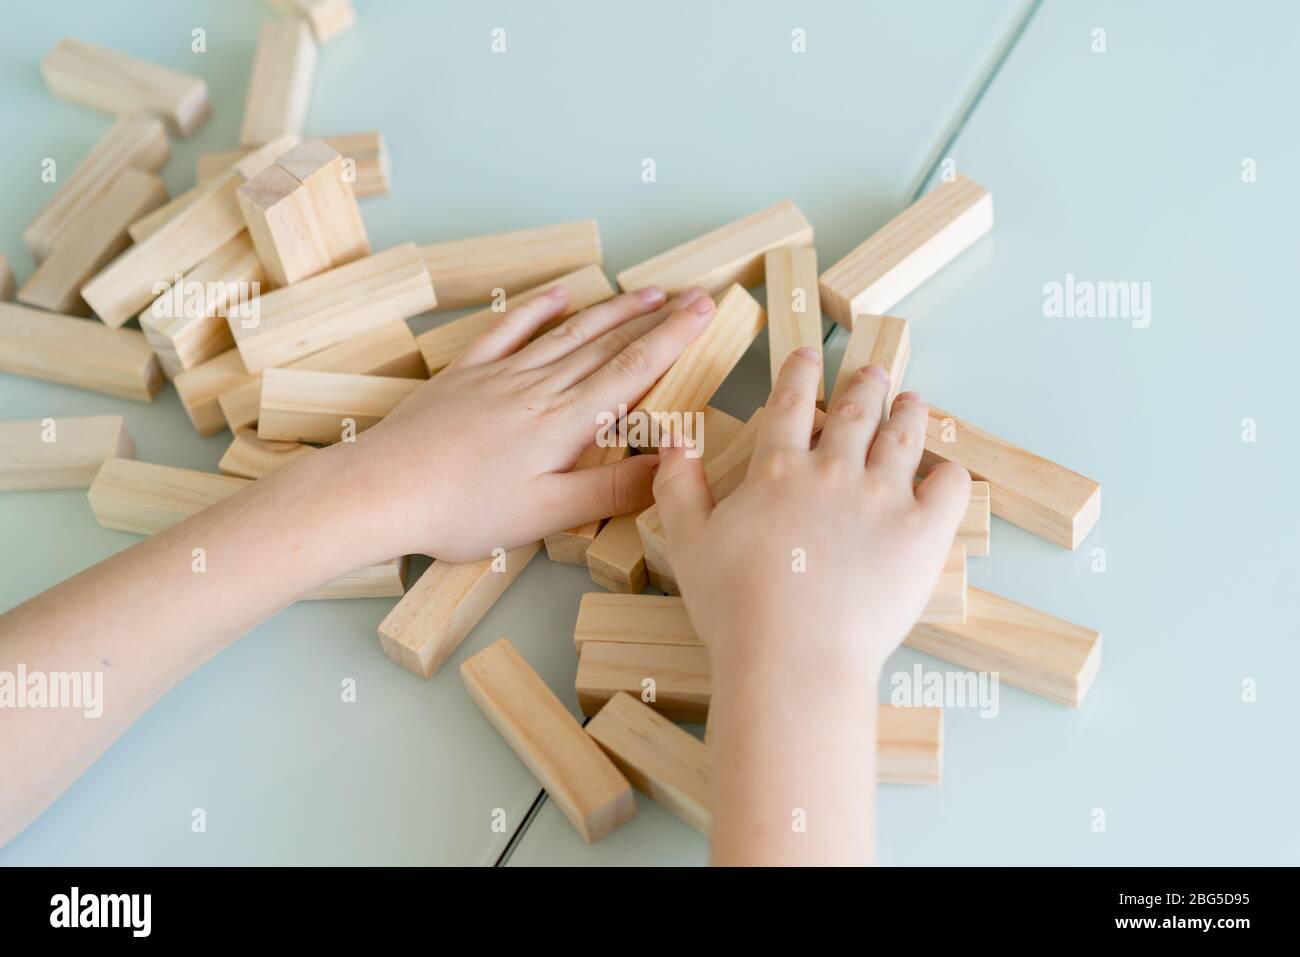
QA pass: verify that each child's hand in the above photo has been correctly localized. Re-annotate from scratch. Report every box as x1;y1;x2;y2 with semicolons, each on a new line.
342;284;717;563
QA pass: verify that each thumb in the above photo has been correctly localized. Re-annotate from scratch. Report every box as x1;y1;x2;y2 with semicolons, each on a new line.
545;454;659;531
653;441;713;546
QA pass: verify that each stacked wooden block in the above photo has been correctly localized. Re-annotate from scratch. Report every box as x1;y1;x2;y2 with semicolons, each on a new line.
1;14;1101;850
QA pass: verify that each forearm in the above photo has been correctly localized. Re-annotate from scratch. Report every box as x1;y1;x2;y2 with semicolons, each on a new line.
0;443;380;846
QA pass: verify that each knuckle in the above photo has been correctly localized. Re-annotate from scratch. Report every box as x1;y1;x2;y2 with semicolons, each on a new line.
548;320;586;345
767;387;805;411
876;425;918;450
609;344;651;377
830;400;867;421
608;465;640;515
753;450;795;482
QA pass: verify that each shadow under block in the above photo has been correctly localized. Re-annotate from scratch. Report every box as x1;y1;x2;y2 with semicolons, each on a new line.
0;416;134;491
585;693;710;834
460;638;636;843
198;131;390;198
907;587;1102;707
40;36;210;136
19;169;167;316
616;199;813;296
0;304;162;401
830;313;910;410
230;243;436;373
238;138;370;288
379;542;541;679
0;255;14;300
266;0;356;43
819;174;993;329
218;428;314;479
240;18;317;146
257;369;420;444
86;457;403;599
764;246;824;401
921;405;1101;550
219;320;424;433
419;220;603;312
544;444;630;564
23;115;169;261
416;264;614;374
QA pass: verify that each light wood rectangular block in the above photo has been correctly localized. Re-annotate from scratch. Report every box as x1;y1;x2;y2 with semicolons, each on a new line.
303;558;406;600
830;314;910;410
218;428;314;479
960;481;991;557
267;0;356;42
0;416;134;491
574;594;696;650
380;542;541;679
616;199;813;296
23;115;169;261
544;443;630;564
19;169;167;316
765;246;824;402
416;264;613;375
198;131;390;197
576;641;711;722
461;638;636;843
173;349;251;436
0;304;162;402
257;369;420;444
878;705;944;785
41;37;209;136
820;174;993;328
241;18;316;146
128;183;206;243
921;405;1101;549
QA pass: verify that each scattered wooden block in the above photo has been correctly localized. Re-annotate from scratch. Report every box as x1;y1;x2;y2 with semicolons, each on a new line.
0;416;134;491
907;587;1102;707
928;544;967;623
616;199;813;296
40;37;210;136
240;18;317;146
416;264;614;374
380;543;541;679
127;182;208;243
173;349;251;435
218;320;424;433
878;705;944;785
257;368;420;444
585;692;710;833
544;443;631;564
23;115;169;261
764;246;824;402
303;558;406;600
198;131;390;197
218;428;314;479
577;641;711;722
574;593;697;650
921;405;1101;549
0;255;14;301
419;220;603;312
18;169;167;316
238;138;370;288
266;0;356;42
230;243;436;373
138;233;262;378
0;303;163;401
830;313;910;410
960;481;991;557
631;283;766;431
461;638;636;843
820;174;993;328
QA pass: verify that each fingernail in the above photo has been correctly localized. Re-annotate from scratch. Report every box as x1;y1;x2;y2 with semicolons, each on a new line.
635;285;665;305
895;390;922;404
546;285;569;300
690;296;715;315
793;347;820;362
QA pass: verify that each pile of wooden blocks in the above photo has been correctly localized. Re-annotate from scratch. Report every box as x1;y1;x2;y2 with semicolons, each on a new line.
0;5;1101;847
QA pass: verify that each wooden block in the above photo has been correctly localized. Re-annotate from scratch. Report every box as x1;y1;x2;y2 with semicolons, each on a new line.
238;138;370;288
380;543;541;679
461;638;636;843
616;199;813;296
574;594;696;650
40;37;209;136
0;255;14;301
0;303;162;402
173;349;252;436
127;182;208;243
138;233;262;378
907;587;1102;707
230;243;435;373
544;443;631;564
23;115;169;261
419;220;602;312
877;705;944;785
585;692;710;833
820;175;993;328
302;557;407;600
218;428;314;479
416;264;614;375
830;314;910;410
631;283;766;427
198;131;390;197
0;416;134;491
765;246;824;402
218;320;424;433
960;481;991;557
927;545;967;623
921;405;1101;549
241;18;316;146
257;369;420;444
18;169;167;316
266;0;356;42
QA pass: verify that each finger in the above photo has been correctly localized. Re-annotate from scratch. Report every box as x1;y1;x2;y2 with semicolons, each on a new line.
545;288;708;387
539;454;659;532
453;285;572;367
815;364;890;464
752;347;822;465
568;296;715;417
916;460;973;534
653;439;714;546
866;391;929;486
513;286;668;370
